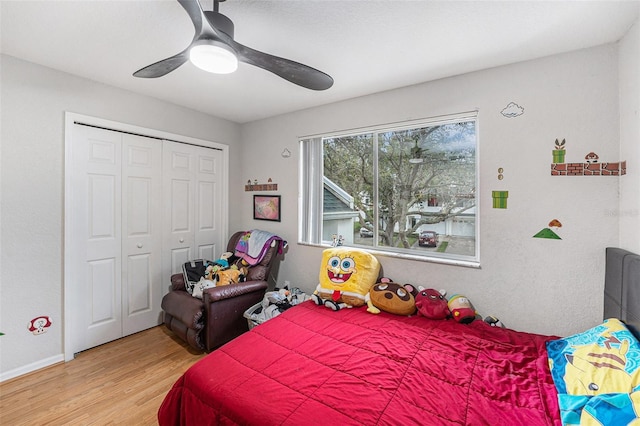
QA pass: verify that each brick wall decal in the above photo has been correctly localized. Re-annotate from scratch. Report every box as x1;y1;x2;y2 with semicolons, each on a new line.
550;141;626;177
551;161;626;176
245;183;278;191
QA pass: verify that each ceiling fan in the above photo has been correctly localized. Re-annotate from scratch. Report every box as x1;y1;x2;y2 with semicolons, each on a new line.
133;0;334;91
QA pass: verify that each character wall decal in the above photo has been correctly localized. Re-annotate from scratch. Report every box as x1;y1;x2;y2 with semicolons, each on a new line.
28;316;53;335
534;219;563;240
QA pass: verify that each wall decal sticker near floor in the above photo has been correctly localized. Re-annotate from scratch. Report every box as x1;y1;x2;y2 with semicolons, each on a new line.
533;219;562;240
28;316;52;335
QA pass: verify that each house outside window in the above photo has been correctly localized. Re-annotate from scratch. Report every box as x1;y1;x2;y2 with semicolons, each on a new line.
299;111;479;267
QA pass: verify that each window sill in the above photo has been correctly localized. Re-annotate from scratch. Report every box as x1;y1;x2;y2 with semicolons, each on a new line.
297;241;480;269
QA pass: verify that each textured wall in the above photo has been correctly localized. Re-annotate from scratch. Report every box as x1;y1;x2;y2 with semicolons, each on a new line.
240;43;626;338
619;20;640;254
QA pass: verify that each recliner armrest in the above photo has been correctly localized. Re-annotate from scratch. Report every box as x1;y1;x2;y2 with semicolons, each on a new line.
170;273;187;291
203;280;268;303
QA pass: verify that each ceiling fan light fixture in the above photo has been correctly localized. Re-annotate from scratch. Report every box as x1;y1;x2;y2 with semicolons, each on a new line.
189;43;238;74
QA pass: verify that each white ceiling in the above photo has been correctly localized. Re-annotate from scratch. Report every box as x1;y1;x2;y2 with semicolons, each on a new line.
1;0;638;124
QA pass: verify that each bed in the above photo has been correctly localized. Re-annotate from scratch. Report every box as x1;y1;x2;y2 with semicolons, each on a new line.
158;247;640;426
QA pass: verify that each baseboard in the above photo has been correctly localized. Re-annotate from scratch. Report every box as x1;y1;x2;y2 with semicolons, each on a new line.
0;354;64;383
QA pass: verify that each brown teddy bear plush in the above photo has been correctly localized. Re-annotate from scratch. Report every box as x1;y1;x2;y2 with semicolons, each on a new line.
366;279;417;316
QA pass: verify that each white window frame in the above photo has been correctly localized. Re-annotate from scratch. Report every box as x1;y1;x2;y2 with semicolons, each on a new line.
298;111;480;268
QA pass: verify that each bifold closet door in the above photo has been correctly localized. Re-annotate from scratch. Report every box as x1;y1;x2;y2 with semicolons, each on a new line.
68;124;162;353
121;136;163;336
162;141;224;279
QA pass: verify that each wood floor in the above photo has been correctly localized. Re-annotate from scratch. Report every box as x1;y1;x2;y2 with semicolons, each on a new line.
0;326;206;425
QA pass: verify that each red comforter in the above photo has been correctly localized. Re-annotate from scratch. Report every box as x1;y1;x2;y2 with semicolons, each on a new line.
159;301;560;425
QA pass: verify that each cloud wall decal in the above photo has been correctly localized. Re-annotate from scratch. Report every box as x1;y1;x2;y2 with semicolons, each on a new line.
501;102;525;118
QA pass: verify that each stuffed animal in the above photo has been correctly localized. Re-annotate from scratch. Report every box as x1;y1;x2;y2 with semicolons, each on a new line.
484;315;504;328
215;252;233;268
215;268;246;286
415;288;450;320
312;247;380;311
204;265;217;281
448;294;476;324
205;252;234;280
192;277;217;299
366;279;417;316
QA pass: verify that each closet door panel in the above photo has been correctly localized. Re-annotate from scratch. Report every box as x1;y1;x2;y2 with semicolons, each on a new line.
69;124;123;352
122;135;163;336
162;141;224;280
170;179;192;233
163;142;196;279
88;258;118;325
195;148;223;260
197;180;216;260
126;254;151;311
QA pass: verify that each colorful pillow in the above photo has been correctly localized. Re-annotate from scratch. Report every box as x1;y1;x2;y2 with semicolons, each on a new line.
546;318;640;425
313;247;380;310
366;281;417;316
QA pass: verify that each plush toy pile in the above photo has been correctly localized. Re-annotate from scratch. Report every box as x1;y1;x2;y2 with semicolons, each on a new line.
186;252;250;299
310;248;503;326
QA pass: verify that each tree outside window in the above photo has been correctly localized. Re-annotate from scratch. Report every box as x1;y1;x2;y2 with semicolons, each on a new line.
301;112;478;265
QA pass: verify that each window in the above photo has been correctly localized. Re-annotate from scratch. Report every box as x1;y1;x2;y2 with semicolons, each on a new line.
299;111;479;267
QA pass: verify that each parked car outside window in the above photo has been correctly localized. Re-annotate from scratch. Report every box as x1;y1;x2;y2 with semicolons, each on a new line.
359;227;374;237
418;231;437;247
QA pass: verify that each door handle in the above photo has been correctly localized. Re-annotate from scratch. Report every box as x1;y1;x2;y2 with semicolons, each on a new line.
137;243;143;248
179;238;184;243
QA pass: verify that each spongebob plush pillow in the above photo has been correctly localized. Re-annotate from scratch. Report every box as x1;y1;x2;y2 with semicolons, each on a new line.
312;247;380;311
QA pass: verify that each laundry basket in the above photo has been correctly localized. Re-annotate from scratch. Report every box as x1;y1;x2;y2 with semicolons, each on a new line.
243;303;265;330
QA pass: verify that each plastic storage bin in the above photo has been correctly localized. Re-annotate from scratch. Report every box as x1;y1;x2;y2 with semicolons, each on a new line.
243;302;265;330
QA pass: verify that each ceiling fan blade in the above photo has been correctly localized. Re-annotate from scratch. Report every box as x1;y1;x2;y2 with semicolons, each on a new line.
134;0;220;79
133;49;190;78
230;40;333;91
178;0;203;33
178;0;221;39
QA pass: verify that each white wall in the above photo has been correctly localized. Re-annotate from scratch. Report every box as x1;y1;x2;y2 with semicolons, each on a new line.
240;43;624;338
0;55;241;378
619;20;640;253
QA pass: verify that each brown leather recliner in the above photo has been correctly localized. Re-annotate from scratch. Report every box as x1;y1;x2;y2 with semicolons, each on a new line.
161;231;280;352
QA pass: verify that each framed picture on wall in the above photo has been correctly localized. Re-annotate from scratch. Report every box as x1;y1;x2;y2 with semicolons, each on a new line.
253;195;281;222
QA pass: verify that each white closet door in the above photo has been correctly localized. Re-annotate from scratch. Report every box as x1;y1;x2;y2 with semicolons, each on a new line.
194;145;223;260
162;142;196;276
69;124;123;352
66;116;228;359
162;141;224;279
121;134;163;336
